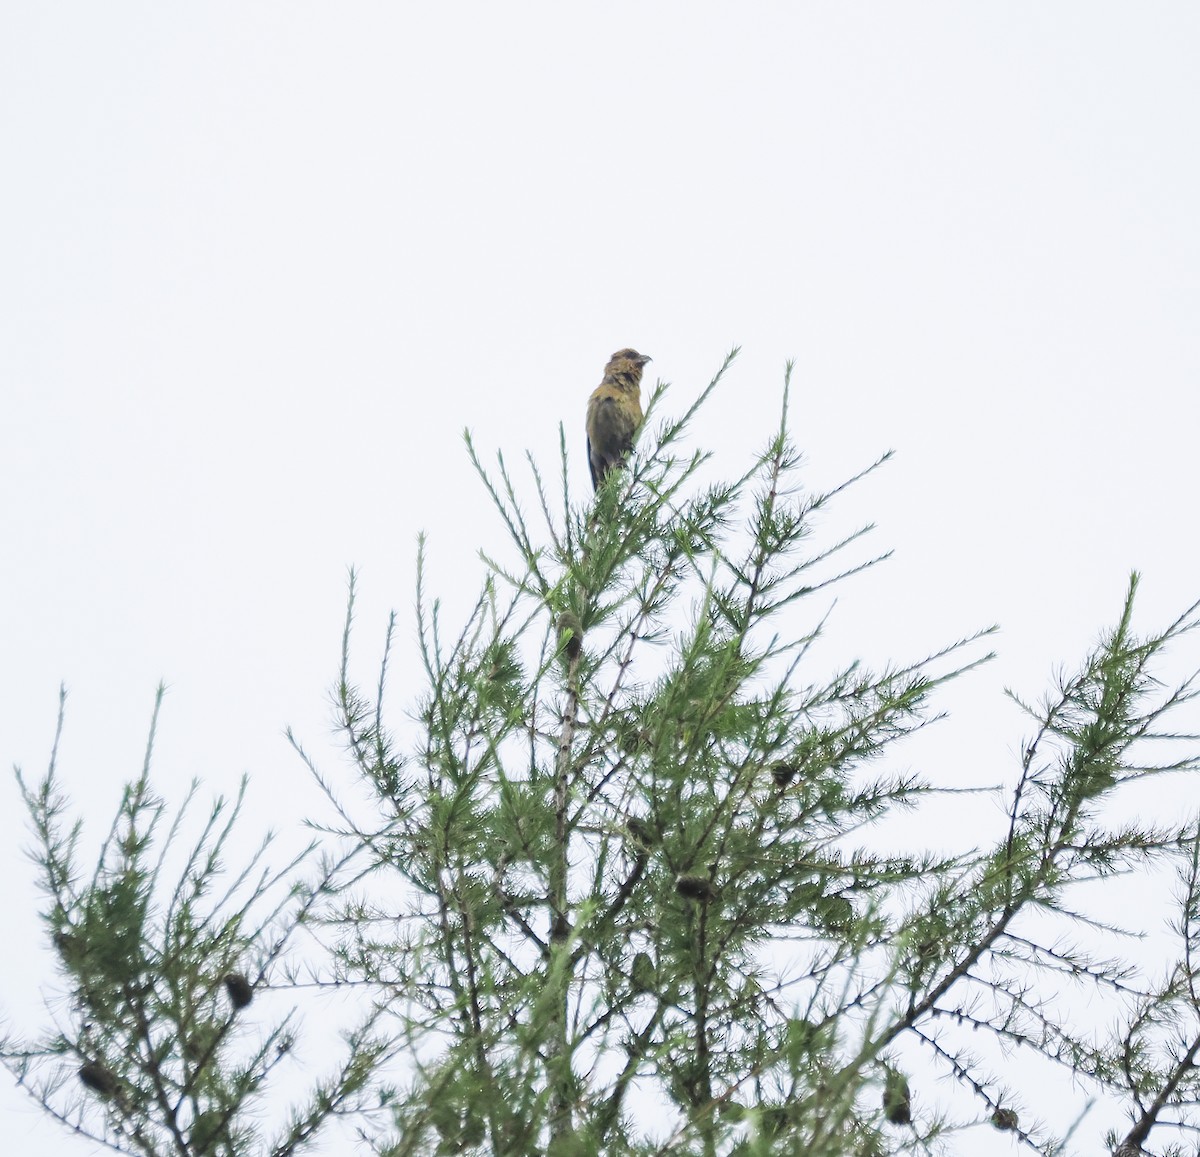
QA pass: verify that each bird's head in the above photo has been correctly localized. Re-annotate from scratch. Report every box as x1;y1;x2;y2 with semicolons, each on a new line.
605;348;652;386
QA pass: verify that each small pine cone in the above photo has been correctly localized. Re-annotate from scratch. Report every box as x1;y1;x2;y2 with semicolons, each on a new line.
626;816;656;847
675;874;715;902
630;951;656;994
771;762;798;788
184;1020;220;1063
556;613;583;661
618;723;653;756
882;1070;911;1125
78;1061;119;1097
223;972;254;1010
991;1108;1019;1132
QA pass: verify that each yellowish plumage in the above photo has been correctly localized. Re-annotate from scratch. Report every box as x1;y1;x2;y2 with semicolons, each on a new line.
586;348;650;491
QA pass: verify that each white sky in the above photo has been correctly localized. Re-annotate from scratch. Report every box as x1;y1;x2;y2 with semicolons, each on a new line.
2;4;1199;1154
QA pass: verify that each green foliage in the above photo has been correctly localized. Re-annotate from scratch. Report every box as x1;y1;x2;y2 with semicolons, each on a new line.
9;351;1200;1157
304;353;1200;1154
2;686;395;1156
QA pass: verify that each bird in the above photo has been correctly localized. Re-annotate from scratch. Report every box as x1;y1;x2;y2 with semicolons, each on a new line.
586;348;651;491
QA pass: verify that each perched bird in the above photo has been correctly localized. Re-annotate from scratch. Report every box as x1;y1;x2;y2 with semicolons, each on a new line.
586;348;651;491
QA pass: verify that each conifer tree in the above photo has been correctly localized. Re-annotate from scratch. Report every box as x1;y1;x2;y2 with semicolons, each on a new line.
3;687;396;1155
7;351;1200;1156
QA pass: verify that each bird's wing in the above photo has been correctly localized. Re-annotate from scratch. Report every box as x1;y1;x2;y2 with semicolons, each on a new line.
587;391;638;489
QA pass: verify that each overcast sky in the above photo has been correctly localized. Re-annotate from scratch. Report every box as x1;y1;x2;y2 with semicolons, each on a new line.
2;4;1199;1154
